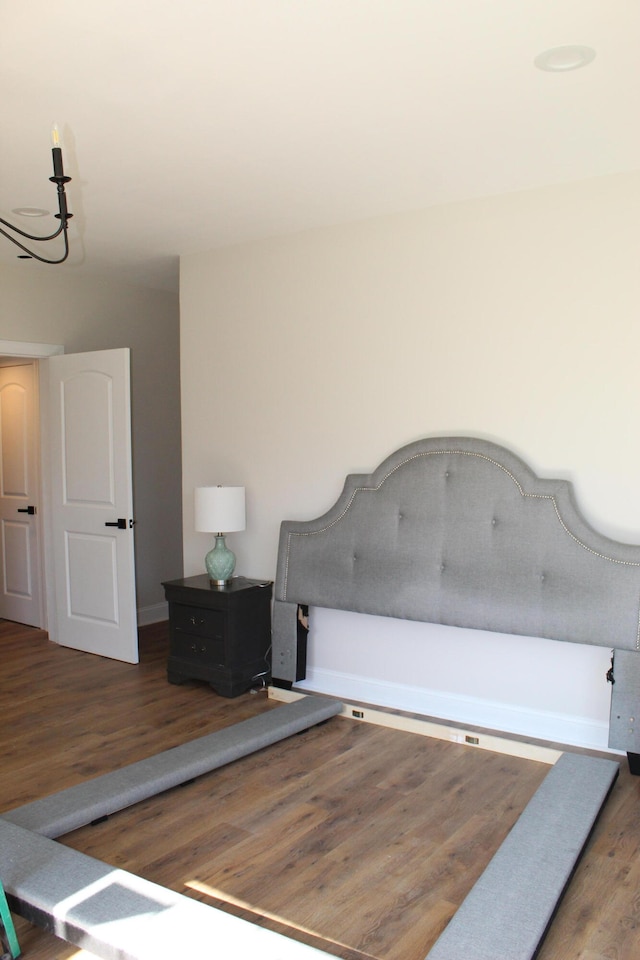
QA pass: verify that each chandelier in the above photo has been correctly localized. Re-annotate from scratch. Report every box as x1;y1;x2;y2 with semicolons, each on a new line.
0;126;72;264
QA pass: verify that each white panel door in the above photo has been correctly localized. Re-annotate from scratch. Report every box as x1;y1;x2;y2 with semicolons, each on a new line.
0;362;42;626
45;349;138;663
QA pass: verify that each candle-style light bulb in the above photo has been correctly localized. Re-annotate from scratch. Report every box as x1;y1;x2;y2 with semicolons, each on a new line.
51;122;64;179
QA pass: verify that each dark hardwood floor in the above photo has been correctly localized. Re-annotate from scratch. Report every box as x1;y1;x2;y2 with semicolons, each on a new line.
1;619;638;960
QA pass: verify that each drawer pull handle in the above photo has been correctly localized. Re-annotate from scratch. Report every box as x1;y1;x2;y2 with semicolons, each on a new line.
189;642;207;653
189;616;205;626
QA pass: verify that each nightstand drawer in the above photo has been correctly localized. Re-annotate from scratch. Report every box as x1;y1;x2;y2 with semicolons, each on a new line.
171;632;225;666
172;603;224;639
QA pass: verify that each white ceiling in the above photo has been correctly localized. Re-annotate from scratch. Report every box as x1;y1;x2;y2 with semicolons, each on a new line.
2;1;639;293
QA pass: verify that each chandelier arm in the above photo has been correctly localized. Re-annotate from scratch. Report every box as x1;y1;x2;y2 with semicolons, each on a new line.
0;223;70;264
0;214;65;243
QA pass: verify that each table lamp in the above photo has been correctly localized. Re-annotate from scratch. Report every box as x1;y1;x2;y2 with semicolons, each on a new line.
194;486;246;586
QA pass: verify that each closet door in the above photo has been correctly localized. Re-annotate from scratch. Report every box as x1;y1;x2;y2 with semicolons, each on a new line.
0;361;42;627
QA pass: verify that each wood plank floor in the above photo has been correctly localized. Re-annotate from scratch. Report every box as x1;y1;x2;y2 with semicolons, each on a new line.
1;620;638;960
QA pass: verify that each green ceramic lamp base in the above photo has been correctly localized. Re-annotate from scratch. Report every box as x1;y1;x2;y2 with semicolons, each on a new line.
205;534;236;586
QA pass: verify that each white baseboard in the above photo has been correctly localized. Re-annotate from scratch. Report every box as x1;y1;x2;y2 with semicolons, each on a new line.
137;602;168;626
295;666;612;751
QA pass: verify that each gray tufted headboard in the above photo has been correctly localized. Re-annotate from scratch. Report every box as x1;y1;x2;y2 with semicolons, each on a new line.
272;436;640;767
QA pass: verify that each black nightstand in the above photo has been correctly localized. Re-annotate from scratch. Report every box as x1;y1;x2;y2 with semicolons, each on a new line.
162;575;273;697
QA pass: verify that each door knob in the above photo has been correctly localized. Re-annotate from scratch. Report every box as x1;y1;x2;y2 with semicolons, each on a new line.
17;505;36;515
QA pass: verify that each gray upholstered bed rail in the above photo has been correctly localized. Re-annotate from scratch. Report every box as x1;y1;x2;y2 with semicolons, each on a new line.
0;698;619;960
271;436;640;759
0;818;338;960
425;752;618;960
3;695;342;838
0;697;344;960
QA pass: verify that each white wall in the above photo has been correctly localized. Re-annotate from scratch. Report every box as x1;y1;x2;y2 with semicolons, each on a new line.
0;264;183;614
180;170;640;748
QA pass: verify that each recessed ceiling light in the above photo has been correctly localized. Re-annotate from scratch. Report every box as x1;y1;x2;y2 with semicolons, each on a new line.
11;206;50;218
534;45;596;72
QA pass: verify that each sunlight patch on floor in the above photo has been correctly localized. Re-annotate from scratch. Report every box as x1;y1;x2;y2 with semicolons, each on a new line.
186;878;350;954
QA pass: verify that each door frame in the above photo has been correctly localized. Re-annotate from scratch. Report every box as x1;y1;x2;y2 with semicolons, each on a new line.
0;341;63;634
0;341;64;361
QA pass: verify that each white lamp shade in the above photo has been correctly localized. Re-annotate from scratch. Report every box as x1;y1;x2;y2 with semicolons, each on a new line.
195;486;246;533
